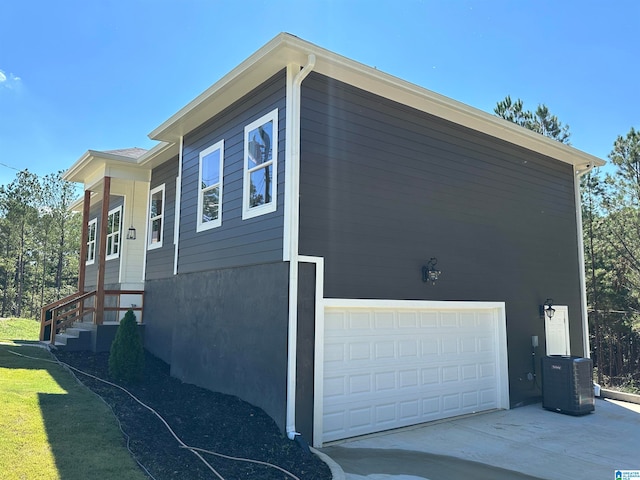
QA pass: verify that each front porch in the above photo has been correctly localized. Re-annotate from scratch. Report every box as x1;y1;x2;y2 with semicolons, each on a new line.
40;151;153;351
40;289;145;352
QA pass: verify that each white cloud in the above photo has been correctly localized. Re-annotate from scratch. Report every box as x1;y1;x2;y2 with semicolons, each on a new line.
0;69;21;89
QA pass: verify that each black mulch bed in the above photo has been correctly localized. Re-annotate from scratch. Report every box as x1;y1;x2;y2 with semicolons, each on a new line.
54;350;332;480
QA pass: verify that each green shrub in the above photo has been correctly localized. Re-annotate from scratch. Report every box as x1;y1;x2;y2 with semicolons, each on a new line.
108;310;144;383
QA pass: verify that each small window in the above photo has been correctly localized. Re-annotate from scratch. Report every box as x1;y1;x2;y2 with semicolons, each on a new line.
106;205;121;260
148;184;165;249
86;218;97;265
197;140;224;231
242;109;278;219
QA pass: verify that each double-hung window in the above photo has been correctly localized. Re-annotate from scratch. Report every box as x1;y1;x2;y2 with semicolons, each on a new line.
86;218;97;265
148;184;165;249
197;140;224;231
242;109;278;219
106;206;121;260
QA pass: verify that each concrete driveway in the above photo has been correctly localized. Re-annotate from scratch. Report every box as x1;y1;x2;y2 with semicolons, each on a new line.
321;398;640;480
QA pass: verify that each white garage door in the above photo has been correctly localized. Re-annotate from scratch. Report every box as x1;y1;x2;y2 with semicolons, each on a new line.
320;300;509;443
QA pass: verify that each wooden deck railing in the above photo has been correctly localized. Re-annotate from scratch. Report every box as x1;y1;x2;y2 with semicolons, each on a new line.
40;290;144;345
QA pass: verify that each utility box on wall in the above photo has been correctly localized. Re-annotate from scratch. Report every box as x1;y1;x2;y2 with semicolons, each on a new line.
542;356;595;415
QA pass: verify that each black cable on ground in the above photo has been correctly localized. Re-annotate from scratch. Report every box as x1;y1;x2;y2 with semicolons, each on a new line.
8;349;302;480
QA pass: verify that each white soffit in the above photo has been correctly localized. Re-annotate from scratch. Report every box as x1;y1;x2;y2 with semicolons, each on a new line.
63;142;178;185
148;33;605;169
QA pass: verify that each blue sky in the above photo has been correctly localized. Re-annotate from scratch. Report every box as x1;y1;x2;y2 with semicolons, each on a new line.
1;0;638;187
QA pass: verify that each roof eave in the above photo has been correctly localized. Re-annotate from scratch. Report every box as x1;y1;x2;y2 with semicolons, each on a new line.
148;33;606;168
149;33;299;143
137;141;179;169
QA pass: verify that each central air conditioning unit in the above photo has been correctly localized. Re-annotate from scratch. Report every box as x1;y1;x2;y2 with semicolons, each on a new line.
542;355;595;415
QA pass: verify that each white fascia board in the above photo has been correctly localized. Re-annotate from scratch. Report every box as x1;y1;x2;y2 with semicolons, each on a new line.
63;150;94;183
149;34;293;142
296;38;605;169
148;33;605;168
137;142;179;169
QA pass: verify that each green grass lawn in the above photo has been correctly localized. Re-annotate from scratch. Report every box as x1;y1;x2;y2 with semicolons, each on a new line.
0;317;41;343
0;319;147;480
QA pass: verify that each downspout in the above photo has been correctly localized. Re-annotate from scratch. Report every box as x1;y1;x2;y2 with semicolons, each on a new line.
286;54;316;441
173;136;183;276
574;163;595;358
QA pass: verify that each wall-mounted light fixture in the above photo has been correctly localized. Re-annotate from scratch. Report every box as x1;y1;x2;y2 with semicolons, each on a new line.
126;226;137;240
540;298;555;319
126;182;137;240
422;257;441;285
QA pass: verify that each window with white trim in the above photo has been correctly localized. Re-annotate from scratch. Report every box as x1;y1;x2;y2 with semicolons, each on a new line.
242;109;278;219
148;184;165;249
197;140;224;231
86;218;97;265
105;205;121;260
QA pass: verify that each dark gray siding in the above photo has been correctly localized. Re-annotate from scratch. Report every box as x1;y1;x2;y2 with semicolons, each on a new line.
296;262;316;441
298;73;584;408
84;195;123;290
177;70;287;274
145;156;179;281
143;262;290;431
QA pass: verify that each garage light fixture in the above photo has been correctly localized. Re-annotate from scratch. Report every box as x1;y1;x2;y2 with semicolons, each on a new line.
422;257;441;285
540;298;555;319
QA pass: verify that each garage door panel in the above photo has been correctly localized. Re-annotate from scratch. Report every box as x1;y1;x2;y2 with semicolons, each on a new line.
324;393;491;442
325;359;496;391
398;312;419;328
440;312;458;327
421;338;439;356
349;312;371;329
325;374;498;408
349;342;371;361
420;312;439;327
324;376;346;398
373;311;395;328
398;369;418;388
375;341;395;359
480;388;498;406
375;371;397;390
322;304;507;443
324;343;345;363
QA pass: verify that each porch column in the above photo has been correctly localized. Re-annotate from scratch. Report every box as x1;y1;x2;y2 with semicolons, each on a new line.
95;176;111;325
77;189;91;293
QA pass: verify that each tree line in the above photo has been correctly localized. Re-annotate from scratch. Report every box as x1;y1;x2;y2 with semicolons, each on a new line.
582;128;640;391
496;96;640;392
0;171;80;319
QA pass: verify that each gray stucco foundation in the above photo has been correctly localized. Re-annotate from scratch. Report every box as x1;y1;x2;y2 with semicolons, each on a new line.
143;262;290;431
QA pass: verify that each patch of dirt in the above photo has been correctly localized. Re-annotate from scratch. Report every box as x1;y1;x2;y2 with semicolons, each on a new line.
54;350;332;480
